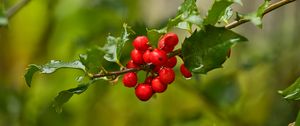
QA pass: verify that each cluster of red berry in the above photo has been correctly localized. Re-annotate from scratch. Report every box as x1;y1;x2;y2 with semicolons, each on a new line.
122;33;192;101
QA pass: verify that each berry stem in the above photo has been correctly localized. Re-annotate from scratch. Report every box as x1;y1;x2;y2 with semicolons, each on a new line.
116;60;125;69
91;0;296;79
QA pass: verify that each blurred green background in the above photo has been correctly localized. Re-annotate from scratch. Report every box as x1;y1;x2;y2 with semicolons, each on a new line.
0;0;300;126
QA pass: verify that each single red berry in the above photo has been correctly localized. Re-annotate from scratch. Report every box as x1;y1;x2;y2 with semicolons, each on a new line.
143;50;152;64
159;33;179;47
122;72;137;87
158;68;175;84
126;60;139;69
165;57;177;68
135;84;153;101
131;49;144;65
158;40;175;53
151;77;167;93
144;76;153;84
150;49;168;66
133;36;149;51
180;64;192;78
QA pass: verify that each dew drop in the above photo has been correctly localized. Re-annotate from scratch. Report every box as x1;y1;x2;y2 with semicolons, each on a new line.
76;76;84;82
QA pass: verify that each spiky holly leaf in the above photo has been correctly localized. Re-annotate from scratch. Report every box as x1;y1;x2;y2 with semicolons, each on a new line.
278;77;300;100
24;60;86;87
244;0;270;28
182;25;247;74
167;0;202;31
203;0;242;25
52;83;90;113
101;24;133;63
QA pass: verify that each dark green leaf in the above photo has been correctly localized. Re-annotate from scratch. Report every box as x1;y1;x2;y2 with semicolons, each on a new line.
24;64;41;87
244;0;270;28
167;0;202;31
24;60;86;87
101;24;132;63
80;46;105;73
52;83;90;113
278;77;300;100
182;25;247;74
203;0;233;25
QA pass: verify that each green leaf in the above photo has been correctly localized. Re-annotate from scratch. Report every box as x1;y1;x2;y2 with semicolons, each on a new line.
182;25;247;74
52;83;90;113
40;60;85;73
295;110;300;126
146;0;202;45
167;0;202;31
278;77;300;100
101;23;132;63
146;0;202;44
244;0;270;28
146;27;167;47
24;60;86;87
219;7;233;24
203;0;233;25
24;65;41;87
80;46;105;73
0;4;8;26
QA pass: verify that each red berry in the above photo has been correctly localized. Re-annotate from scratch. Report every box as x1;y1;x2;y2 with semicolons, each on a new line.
150;49;168;66
144;76;153;84
126;60;139;69
160;33;178;47
158;40;175;53
158;68;175;84
131;49;144;65
135;84;153;101
133;36;149;51
122;72;137;87
151;77;167;93
153;65;162;73
180;64;192;78
165;57;177;68
143;50;152;64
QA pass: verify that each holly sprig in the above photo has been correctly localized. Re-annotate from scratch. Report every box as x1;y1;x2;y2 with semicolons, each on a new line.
23;0;296;112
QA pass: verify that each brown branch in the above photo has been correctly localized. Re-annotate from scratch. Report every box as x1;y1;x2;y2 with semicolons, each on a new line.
225;0;296;29
92;49;182;79
92;0;296;79
92;67;142;78
168;48;181;57
6;0;31;18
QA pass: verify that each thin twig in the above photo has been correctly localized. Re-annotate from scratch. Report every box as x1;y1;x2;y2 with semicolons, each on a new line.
92;49;182;78
92;0;297;79
6;0;31;18
225;0;296;29
92;67;142;78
